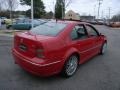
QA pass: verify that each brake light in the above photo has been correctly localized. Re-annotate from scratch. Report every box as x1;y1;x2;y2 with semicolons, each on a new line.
36;49;44;58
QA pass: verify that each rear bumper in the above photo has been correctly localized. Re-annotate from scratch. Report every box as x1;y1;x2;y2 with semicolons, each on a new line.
12;49;64;76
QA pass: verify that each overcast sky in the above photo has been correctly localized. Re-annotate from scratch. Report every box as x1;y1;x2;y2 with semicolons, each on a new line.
16;0;120;18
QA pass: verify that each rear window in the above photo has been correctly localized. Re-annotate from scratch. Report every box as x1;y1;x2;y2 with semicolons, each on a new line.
30;22;67;36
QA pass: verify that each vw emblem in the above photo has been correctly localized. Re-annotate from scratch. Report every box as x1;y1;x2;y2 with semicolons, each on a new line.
20;38;24;43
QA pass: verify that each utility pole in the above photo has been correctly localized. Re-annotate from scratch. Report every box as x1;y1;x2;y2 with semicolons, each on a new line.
97;0;103;19
53;1;55;19
94;5;96;20
101;10;104;19
63;0;66;19
61;3;63;19
62;0;65;19
31;0;34;29
108;7;111;20
108;7;111;24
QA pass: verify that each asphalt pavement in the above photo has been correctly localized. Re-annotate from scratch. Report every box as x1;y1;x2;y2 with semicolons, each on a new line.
0;25;120;90
0;24;6;30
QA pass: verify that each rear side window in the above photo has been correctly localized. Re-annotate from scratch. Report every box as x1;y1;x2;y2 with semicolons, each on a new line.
71;25;87;40
30;22;67;36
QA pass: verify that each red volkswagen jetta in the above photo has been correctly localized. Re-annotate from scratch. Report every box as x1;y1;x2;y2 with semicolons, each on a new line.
12;20;107;77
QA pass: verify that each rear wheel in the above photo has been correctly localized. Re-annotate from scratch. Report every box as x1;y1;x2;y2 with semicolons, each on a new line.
7;25;12;29
28;26;31;30
62;55;78;77
9;26;13;30
100;42;107;55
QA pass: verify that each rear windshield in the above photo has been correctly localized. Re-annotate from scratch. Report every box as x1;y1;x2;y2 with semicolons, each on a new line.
30;22;67;36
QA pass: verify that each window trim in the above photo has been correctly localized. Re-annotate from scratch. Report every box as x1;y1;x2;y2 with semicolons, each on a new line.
85;24;100;37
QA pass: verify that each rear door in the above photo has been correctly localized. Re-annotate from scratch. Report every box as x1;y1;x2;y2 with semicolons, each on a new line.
70;24;94;63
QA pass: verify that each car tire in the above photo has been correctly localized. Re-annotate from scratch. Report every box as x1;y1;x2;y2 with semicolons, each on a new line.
6;26;11;29
29;26;31;30
100;42;107;55
62;55;78;77
9;26;13;30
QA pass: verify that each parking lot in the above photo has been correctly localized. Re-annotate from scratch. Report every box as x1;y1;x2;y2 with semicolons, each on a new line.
0;25;120;90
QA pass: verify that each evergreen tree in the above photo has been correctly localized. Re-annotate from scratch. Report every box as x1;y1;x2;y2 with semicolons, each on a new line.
55;0;65;19
20;0;46;18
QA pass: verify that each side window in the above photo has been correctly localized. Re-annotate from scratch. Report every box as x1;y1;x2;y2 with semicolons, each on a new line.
86;25;98;36
71;25;87;40
71;28;78;40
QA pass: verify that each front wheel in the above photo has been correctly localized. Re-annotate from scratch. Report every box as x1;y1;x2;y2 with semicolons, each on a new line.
62;55;78;77
100;42;107;55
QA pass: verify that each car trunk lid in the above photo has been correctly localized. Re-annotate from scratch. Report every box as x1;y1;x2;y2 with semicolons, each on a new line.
14;32;40;58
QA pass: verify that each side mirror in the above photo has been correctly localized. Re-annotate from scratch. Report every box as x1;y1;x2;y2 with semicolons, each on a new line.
99;33;104;36
99;33;102;35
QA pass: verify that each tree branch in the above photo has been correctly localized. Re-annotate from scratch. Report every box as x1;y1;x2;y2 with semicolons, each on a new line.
65;0;72;8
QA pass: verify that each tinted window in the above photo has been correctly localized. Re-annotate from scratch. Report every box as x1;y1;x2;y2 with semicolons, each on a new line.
71;28;78;40
30;22;67;36
71;25;87;40
86;25;98;36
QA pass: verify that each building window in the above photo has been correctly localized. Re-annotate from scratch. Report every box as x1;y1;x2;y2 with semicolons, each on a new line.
69;14;72;17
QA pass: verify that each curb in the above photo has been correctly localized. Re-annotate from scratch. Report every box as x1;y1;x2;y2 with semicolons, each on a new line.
110;28;120;30
0;34;14;37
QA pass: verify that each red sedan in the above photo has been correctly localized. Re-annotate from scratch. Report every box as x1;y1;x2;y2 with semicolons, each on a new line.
12;20;107;77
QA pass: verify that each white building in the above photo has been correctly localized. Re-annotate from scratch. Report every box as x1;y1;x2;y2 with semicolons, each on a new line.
64;10;80;20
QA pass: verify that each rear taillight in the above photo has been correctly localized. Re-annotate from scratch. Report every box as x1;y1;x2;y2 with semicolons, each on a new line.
36;49;44;58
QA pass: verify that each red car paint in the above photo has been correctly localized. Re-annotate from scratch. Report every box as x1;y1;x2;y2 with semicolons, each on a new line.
12;21;107;76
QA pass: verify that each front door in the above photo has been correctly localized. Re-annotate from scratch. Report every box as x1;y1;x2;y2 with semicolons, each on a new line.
85;24;102;57
70;24;94;63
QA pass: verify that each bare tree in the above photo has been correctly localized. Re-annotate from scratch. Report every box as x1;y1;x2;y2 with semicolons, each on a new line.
64;0;73;8
0;0;4;11
63;0;73;17
54;0;73;19
5;0;18;19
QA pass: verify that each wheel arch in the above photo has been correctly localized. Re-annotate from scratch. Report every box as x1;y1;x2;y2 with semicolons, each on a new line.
61;48;80;77
64;48;80;64
70;52;80;64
